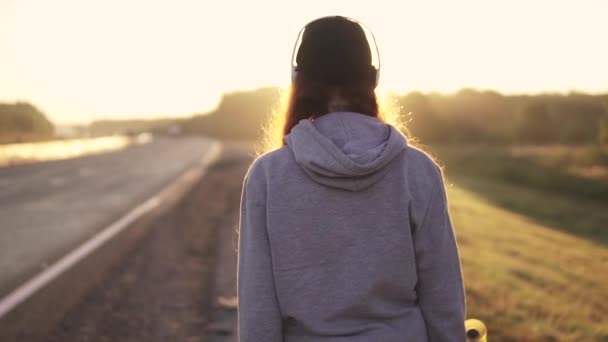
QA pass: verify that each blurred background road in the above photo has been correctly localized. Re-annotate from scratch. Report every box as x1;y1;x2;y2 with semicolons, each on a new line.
0;137;217;297
46;141;252;342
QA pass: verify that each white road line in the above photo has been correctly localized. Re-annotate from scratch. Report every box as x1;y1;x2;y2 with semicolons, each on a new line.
0;140;223;319
200;140;223;167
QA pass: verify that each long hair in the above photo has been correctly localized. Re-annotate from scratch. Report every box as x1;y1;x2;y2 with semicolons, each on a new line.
282;73;380;137
254;75;409;157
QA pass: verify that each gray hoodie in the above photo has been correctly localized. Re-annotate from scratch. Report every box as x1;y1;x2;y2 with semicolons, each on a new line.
237;111;466;341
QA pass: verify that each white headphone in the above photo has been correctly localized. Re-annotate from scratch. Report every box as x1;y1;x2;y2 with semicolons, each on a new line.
290;16;381;88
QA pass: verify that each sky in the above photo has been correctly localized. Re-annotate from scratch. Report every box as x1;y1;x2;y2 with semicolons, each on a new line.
1;0;607;123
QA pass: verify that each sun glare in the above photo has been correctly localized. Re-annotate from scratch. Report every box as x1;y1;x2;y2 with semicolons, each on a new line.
1;0;607;123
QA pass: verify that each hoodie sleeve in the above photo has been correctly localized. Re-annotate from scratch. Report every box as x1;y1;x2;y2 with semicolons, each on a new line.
237;161;283;342
413;169;466;342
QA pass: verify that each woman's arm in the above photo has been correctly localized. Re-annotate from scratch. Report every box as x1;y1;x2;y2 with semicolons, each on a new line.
413;170;466;342
237;162;283;341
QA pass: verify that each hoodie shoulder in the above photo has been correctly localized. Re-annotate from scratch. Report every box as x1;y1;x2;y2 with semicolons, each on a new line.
251;146;293;168
403;145;445;198
245;146;293;182
243;147;293;204
403;145;449;232
241;148;278;200
404;146;442;178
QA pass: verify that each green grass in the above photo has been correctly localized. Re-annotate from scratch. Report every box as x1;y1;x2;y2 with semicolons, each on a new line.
432;145;608;341
431;144;608;204
447;176;608;245
509;144;608;168
447;182;608;341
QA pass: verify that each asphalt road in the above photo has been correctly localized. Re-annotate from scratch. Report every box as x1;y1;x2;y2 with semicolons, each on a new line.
46;140;252;342
0;137;217;297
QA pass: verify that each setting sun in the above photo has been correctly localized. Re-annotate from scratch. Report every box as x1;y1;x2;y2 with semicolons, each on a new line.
1;0;607;123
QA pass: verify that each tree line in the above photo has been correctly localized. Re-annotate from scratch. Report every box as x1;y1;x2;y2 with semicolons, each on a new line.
2;88;607;145
183;87;608;145
397;89;608;144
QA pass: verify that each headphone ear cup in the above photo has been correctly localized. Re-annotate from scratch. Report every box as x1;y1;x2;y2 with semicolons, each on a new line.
370;67;380;88
375;68;380;88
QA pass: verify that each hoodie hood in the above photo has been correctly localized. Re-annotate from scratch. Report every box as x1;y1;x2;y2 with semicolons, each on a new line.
283;111;407;191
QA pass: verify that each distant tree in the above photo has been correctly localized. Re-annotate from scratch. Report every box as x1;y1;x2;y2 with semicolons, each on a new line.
598;117;608;144
550;94;606;143
515;100;555;144
421;89;514;143
0;102;54;144
399;92;444;143
184;87;280;140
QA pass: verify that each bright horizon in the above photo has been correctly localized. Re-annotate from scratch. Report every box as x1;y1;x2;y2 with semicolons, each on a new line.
1;0;607;124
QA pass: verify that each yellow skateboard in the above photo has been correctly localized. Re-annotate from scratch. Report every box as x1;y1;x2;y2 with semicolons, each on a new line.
465;319;487;342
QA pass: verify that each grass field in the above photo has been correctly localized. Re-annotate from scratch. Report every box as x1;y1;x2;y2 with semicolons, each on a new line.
433;145;608;341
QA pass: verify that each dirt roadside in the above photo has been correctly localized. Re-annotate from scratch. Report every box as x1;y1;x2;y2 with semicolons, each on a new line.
45;141;255;342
